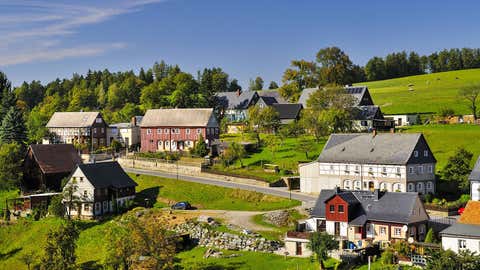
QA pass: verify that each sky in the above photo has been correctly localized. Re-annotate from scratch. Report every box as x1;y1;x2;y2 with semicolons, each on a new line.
1;0;480;88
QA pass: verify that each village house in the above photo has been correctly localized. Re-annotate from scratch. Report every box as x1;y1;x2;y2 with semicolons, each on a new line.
285;188;429;256
440;158;480;253
46;112;109;151
299;86;394;131
63;161;137;218
139;108;219;152
271;103;303;125
384;114;419;126
216;90;259;122
107;116;143;148
23;144;82;192
299;132;436;194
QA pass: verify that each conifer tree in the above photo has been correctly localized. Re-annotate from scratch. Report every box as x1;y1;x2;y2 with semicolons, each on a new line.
0;106;27;145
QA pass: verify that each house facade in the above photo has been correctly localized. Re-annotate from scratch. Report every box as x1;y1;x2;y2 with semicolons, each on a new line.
63;162;137;218
384;114;419;126
441;201;480;254
140;108;219;152
23;144;82;192
107;116;143;148
216;90;259;122
299;133;436;194
46;112;108;150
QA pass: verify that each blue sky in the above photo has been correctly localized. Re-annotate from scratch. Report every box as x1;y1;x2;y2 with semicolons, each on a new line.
1;0;480;88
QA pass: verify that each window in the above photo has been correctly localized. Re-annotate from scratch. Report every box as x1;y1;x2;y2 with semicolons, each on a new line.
164;128;169;134
186;128;190;134
95;118;102;123
380;226;387;235
83;190;87;197
103;201;108;211
396;167;401;174
149;139;154;144
338;205;344;213
172;141;176;146
417;182;423;191
427;181;432;189
157;128;162;134
93;128;97;134
408;167;414;174
146;129;152;134
101;128;104;133
345;165;349;171
428;165;433;173
197;128;201;134
418;165;424;174
414;150;418;157
95;203;100;212
394;228;401;236
72;177;76;182
424;150;428;157
165;141;169;146
419;225;425;234
344;180;351;189
329;205;335;213
369;167;373;173
330;165;334;171
84;204;90;211
361;120;368;126
382;167;387;174
355;165;359;172
458;239;467;249
408;183;415;192
175;128;180;134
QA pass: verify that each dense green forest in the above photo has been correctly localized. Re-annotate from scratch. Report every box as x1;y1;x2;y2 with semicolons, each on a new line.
5;61;242;144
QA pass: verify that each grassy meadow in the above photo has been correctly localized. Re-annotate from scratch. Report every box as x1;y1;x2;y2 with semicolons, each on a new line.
356;68;480;115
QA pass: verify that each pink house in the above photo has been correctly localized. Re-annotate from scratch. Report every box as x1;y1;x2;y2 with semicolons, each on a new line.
139;108;219;152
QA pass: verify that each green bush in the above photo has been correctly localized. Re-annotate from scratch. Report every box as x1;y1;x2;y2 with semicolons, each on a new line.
380;249;395;265
48;195;65;217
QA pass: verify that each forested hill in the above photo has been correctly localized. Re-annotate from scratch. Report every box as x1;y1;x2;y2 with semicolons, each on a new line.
357;68;480;115
10;61;243;143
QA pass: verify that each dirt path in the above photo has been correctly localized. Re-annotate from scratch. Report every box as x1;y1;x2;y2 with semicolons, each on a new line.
183;209;271;231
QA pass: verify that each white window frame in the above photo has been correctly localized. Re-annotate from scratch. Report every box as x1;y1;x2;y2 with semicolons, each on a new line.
414;150;418;157
146;129;152;135
408;167;414;174
197;128;201;134
164;128;169;134
418;165;424;174
186;128;190;134
428;165;433;173
458;239;467;249
380;226;387;235
424;150;428;157
157;128;162;134
394;227;401;236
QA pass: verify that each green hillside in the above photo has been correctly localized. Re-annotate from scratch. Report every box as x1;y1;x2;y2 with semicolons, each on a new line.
356;68;480;115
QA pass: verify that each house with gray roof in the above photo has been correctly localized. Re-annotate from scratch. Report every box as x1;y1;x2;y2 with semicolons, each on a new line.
299;133;436;194
298;86;394;131
216;90;259;122
303;188;428;247
46;112;108;151
107;116;143;148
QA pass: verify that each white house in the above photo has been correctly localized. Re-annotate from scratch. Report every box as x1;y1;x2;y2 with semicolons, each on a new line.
441;201;480;254
384;114;419;126
63;161;137;218
107;116;143;148
299;133;436;194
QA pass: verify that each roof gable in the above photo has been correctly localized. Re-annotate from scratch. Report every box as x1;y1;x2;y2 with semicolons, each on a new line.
140;108;217;127
28;144;82;174
76;162;137;189
46;112;101;128
469;156;480;182
459;201;480;225
216;91;259;109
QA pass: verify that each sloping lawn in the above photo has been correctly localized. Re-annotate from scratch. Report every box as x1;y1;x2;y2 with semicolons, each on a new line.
401;124;480;170
132;173;300;210
357;68;480;115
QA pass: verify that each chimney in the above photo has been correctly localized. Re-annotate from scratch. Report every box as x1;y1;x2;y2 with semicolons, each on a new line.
372;128;377;137
131;116;137;126
236;89;242;96
335;186;341;194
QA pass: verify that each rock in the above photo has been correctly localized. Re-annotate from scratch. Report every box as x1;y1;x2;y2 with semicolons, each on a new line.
262;210;291;227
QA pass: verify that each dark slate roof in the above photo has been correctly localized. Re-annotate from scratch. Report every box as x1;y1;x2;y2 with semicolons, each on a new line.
29;144;82;174
469;156;480;182
317;133;435;165
311;189;421;225
271;104;303;120
78;162;137;189
440;223;480;238
216;91;258;109
258;96;279;106
256;90;289;104
352;106;382;121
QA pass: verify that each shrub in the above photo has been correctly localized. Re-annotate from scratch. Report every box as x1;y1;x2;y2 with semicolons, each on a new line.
381;249;395;265
425;228;435;243
392;241;410;257
48;195;65;217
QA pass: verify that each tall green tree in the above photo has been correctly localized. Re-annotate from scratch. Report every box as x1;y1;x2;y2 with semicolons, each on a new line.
316;47;355;86
249;77;264;91
228;79;242;92
442;147;473;193
0;142;23;190
0;106;27;145
41;221;79;270
459;84;480;120
279;60;318;102
268;81;279;89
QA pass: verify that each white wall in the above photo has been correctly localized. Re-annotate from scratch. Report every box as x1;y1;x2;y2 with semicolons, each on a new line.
442;236;480;254
472;181;480;201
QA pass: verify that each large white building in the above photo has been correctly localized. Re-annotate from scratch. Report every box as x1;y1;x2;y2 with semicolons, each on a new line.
299;133;436;194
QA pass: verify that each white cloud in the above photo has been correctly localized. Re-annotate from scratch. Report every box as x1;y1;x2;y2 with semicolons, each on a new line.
0;0;164;65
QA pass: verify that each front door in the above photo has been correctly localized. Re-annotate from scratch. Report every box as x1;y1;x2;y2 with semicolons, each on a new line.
334;222;340;236
296;242;302;255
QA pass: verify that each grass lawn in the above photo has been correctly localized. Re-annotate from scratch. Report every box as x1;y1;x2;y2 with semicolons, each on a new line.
356;68;480;115
213;134;326;182
400;124;480;170
131;173;300;211
174;246;324;270
0;189;19;213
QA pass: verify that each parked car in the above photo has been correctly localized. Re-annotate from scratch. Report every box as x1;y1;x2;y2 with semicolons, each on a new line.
171;201;192;210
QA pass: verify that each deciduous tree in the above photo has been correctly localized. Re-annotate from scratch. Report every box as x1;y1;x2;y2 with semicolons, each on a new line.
308;232;338;270
459;84;480;120
41;221;79;270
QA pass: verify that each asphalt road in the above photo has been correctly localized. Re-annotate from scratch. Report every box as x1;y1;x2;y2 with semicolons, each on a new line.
124;167;317;204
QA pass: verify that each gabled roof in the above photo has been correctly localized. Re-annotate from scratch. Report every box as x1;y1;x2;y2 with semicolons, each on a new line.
298;86;373;108
458;201;480;225
28;144;82;174
140;108;218;127
440;222;480;238
271;104;303;120
46;112;101;128
216;91;259;109
256;90;289;104
469;156;480;182
311;189;421;225
317;133;436;165
77;162;137;189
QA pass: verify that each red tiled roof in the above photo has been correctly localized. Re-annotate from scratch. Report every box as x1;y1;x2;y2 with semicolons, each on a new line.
29;144;82;174
459;201;480;225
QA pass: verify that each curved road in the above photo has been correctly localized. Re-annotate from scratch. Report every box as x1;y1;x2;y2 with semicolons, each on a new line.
124;167;317;203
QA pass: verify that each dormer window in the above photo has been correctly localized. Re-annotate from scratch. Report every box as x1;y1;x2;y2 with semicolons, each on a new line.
95;118;102;123
424;150;428;157
414;150;418;157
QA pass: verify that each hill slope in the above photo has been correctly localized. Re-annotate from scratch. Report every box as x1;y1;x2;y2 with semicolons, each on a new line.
356;68;480;115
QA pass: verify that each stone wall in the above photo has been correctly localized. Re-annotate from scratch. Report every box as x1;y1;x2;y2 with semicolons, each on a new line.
174;222;281;252
117;157;202;175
